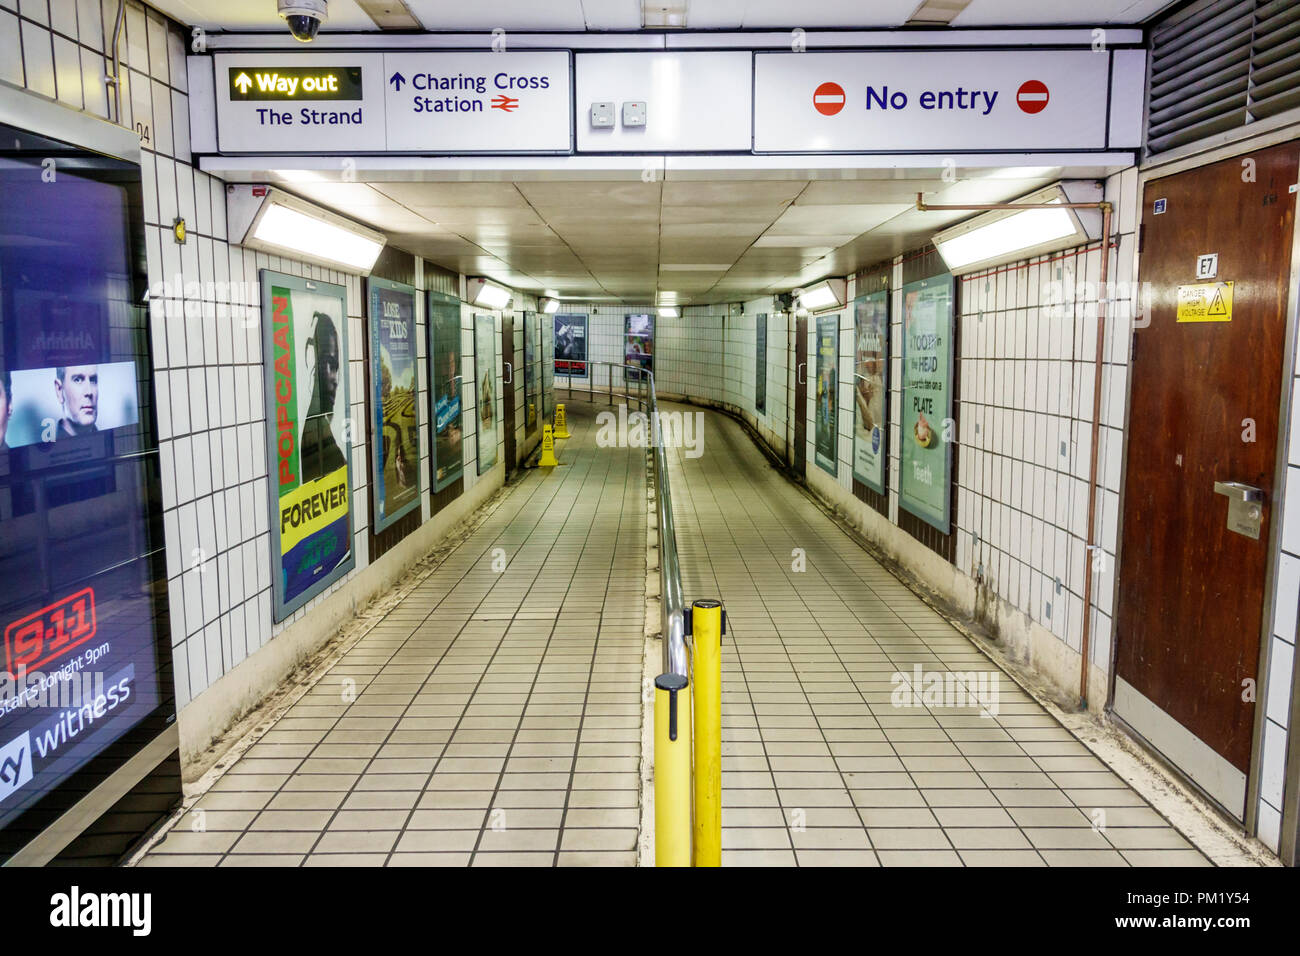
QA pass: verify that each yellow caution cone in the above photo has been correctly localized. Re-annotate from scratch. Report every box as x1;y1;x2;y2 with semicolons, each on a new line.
538;424;560;467
553;403;571;439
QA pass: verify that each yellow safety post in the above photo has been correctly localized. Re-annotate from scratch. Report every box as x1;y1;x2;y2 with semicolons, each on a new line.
538;424;560;467
553;403;571;439
691;600;723;867
654;673;692;867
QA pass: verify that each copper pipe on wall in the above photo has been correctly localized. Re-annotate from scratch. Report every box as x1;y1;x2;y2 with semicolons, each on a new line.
915;192;1114;710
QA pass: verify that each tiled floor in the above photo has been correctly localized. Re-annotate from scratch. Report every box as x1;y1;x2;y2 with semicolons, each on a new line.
667;403;1210;867
137;400;644;867
137;397;1210;867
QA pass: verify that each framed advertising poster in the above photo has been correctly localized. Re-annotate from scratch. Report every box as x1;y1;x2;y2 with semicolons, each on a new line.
899;274;955;533
475;314;498;474
755;314;767;415
0;124;178;862
262;271;355;622
814;313;839;477
554;313;587;379
852;291;890;494
427;291;464;492
625;313;653;381
366;277;420;534
523;311;538;435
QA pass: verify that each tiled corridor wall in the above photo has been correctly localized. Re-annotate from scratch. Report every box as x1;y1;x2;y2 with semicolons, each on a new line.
720;296;790;455
2;0;517;741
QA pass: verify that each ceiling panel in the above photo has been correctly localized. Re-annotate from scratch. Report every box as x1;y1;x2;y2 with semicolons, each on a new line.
951;0;1175;26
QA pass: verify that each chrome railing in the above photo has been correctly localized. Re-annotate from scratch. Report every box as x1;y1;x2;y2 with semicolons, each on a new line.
553;361;688;679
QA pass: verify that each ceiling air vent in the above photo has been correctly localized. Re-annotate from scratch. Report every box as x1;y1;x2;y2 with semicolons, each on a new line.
1147;0;1300;155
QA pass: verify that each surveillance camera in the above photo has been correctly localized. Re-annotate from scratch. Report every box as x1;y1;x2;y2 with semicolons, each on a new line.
278;0;327;42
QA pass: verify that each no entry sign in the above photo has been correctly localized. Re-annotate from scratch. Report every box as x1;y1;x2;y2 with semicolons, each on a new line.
1016;80;1050;114
814;81;846;116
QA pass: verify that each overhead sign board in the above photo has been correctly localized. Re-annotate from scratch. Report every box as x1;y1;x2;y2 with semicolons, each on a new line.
754;50;1114;153
213;51;572;153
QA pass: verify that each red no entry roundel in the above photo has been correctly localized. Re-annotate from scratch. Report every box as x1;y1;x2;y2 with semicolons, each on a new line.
813;82;846;116
1016;80;1050;114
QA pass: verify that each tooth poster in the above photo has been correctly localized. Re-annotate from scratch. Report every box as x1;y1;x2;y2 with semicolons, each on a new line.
852;290;889;495
899;274;954;533
262;271;355;621
814;313;839;478
475;314;498;474
367;277;420;533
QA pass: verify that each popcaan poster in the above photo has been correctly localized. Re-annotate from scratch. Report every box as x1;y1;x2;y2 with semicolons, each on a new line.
262;271;354;621
367;278;420;533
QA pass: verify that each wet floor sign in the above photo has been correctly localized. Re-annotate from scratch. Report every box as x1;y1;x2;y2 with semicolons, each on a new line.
1176;281;1234;322
538;425;559;467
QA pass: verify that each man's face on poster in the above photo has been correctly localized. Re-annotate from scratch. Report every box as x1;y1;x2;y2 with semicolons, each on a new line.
57;366;99;427
316;326;340;412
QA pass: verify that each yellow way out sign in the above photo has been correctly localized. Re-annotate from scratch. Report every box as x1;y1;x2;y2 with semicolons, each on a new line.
1177;281;1234;323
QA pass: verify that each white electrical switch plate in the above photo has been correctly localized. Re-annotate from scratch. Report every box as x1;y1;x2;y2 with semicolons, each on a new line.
622;101;646;127
590;102;615;128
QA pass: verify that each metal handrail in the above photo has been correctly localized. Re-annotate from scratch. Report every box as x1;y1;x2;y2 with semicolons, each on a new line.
552;360;688;679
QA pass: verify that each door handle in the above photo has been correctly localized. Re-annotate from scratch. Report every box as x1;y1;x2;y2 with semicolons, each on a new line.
1214;480;1266;540
503;362;513;384
1213;481;1264;503
797;362;807;385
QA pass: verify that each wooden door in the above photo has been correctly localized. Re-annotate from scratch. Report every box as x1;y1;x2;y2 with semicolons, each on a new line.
1115;141;1298;816
501;315;516;474
793;315;808;475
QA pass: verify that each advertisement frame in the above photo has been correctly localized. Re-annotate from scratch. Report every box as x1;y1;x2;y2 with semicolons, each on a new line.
814;313;839;478
366;276;421;534
624;312;654;382
427;290;465;494
852;290;890;495
898;274;955;534
261;270;356;623
475;314;499;475
554;313;588;380
755;313;767;415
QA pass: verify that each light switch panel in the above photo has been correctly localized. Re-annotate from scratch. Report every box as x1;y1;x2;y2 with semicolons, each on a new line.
622;101;647;127
590;102;615;128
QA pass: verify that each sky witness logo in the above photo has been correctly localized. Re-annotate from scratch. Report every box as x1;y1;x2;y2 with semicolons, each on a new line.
0;731;33;805
50;888;151;937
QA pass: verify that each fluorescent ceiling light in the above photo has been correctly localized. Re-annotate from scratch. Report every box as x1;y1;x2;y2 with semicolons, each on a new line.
539;296;560;314
468;277;512;310
236;188;386;273
658;306;680;318
797;277;846;312
932;183;1094;276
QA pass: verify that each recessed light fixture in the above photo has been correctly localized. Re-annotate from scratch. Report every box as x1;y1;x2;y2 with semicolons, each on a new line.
658;306;680;318
539;296;560;314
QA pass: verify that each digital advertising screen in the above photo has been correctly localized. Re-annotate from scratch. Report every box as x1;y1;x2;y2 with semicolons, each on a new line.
427;291;464;493
261;271;355;621
0;126;174;860
367;277;420;533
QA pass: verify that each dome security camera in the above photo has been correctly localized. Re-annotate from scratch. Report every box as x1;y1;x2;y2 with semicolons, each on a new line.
278;0;327;42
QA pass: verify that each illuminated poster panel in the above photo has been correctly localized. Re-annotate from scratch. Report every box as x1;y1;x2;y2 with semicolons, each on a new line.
554;313;587;378
624;313;653;381
475;314;498;474
899;274;955;533
523;311;538;434
852;291;890;495
261;271;355;621
0;136;175;859
427;292;464;493
367;278;420;533
755;314;767;415
814;313;839;477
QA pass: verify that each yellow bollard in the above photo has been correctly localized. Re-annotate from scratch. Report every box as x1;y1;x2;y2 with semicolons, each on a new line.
654;673;692;867
538;424;559;467
691;600;723;867
553;403;571;439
